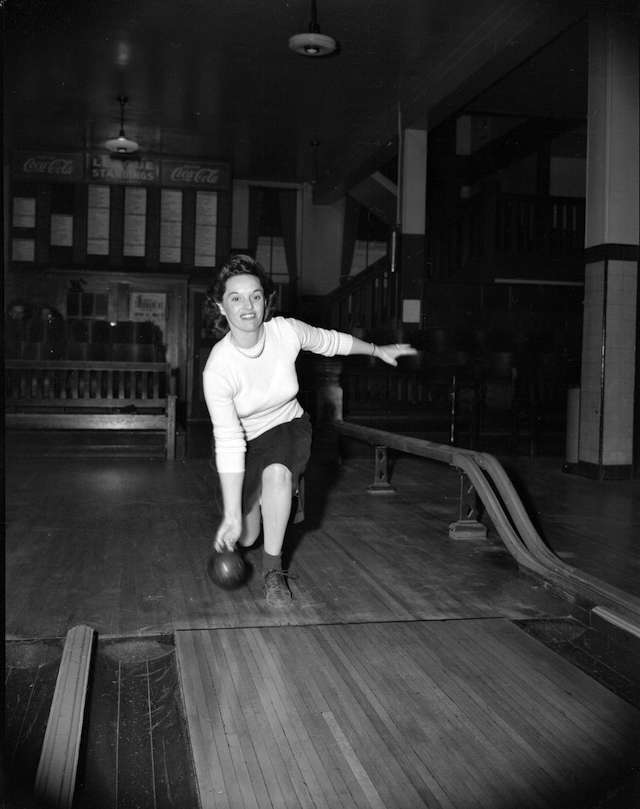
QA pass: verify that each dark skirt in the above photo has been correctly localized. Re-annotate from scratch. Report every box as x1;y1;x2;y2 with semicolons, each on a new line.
242;414;312;512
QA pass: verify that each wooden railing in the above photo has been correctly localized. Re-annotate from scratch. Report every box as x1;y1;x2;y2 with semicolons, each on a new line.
340;364;483;446
341;366;429;412
440;192;585;277
326;256;400;332
6;360;172;406
5;360;177;459
305;357;484;448
326;192;585;338
496;193;585;254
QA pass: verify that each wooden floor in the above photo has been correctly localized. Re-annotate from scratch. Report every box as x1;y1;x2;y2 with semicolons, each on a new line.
177;620;639;809
6;454;580;638
4;448;640;808
494;455;640;599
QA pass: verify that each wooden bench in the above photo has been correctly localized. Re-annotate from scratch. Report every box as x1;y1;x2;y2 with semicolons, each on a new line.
5;360;177;459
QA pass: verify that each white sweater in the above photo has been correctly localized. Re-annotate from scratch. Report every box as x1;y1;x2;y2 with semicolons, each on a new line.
202;316;353;473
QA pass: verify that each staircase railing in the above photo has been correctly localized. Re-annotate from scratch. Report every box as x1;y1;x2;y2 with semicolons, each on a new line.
325;192;585;336
325;256;400;332
439;191;585;278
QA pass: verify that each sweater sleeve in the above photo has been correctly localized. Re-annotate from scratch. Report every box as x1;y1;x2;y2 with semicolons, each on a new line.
286;318;354;356
202;361;246;474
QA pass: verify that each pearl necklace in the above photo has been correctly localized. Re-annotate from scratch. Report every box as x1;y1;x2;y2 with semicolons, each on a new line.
231;328;266;358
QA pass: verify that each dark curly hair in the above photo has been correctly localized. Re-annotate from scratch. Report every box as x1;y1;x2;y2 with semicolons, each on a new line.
205;254;276;335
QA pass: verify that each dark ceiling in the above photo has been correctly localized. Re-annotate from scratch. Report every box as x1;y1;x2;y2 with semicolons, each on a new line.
4;1;590;200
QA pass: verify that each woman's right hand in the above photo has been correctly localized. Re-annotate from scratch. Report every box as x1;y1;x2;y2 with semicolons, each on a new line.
214;514;242;552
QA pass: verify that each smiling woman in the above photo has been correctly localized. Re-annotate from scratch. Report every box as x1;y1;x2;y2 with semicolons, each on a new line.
202;253;416;607
218;275;267;349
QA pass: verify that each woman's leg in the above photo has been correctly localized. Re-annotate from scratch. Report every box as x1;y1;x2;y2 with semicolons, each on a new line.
259;463;295;606
237;499;261;548
259;463;293;555
235;462;293;553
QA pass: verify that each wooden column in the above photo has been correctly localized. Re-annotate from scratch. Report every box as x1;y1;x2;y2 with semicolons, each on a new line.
399;127;427;332
577;4;639;479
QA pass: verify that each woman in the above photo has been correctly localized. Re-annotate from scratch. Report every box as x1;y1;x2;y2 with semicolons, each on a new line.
203;254;416;607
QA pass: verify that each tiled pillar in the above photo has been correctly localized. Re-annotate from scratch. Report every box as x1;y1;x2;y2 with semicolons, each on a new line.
399;128;427;330
578;6;639;479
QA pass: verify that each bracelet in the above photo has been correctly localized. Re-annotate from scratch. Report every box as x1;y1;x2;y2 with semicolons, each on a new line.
370;343;376;356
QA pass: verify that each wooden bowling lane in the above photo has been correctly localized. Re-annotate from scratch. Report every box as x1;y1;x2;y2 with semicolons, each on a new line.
5;457;572;639
176;619;640;809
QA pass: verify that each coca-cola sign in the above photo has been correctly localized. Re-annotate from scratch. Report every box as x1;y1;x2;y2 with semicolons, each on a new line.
161;160;229;190
13;151;84;181
11;150;229;190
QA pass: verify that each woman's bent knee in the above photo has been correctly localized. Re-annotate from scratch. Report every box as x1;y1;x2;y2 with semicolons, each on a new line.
262;463;292;488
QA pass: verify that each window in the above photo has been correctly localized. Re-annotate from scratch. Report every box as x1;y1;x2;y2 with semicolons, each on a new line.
50;184;74;247
350;206;388;275
254;188;288;283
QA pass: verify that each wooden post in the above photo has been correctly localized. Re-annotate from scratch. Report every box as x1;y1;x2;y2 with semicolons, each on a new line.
448;470;487;539
34;624;95;809
367;445;396;494
166;393;177;460
449;374;457;445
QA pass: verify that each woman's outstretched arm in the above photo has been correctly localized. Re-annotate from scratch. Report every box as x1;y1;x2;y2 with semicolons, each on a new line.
348;337;418;367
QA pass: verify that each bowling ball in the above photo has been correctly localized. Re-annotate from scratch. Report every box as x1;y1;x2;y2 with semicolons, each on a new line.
207;549;247;590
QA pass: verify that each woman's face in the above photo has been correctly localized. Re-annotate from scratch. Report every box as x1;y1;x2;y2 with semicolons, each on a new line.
218;274;266;335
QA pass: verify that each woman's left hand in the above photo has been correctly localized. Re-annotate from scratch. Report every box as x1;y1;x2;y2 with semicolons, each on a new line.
374;343;418;367
213;514;242;552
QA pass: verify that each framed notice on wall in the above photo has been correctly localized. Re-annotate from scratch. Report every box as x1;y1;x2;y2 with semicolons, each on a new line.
129;292;167;332
13;196;36;228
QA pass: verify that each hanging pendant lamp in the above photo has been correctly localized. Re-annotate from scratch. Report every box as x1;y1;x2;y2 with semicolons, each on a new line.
105;95;139;155
289;0;336;56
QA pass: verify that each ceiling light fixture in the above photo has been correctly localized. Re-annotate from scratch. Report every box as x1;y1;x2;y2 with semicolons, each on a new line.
105;95;139;156
289;0;336;57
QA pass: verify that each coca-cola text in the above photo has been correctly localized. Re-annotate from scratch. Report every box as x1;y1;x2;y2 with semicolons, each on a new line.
22;156;76;176
169;165;221;185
